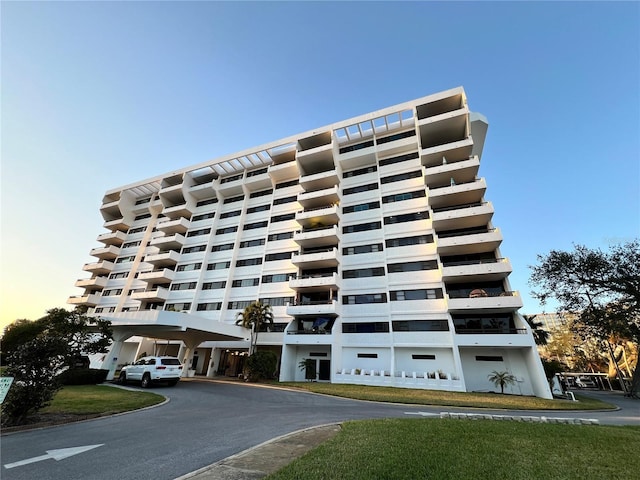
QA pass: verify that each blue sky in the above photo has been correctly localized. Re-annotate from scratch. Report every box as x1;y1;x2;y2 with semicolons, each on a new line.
2;1;639;331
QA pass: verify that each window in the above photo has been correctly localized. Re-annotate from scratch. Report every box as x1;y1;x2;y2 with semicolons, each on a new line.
385;234;434;248
268;231;294;241
259;296;294;306
196;197;218;207
378;151;419;167
476;356;504;362
412;354;436;360
377;130;416;145
384;211;429;225
250;188;273;198
390;289;443;301
223;194;244;204
342;267;385;279
382;189;426;204
187;228;211;237
342;243;383;255
343;165;377;178
192;212;216;221
211;243;234;252
127;288;144;295
115;256;136;264
134;213;152;221
176;262;202;272
247;204;270;214
273;195;297;205
135;197;151;205
227;300;254;309
342;322;389;333
196;302;222;311
236;258;262;267
246;167;268;177
275;179;298;189
343;183;378;196
339;140;374;154
102;289;123;296
392;320;449;332
342;201;380;214
109;271;129;279
240;238;265;248
216;226;238;235
342;221;381;234
262;273;294;283
165;302;191;311
220;210;241;219
170;282;197;291
270;213;295;223
452;314;516;334
207;261;230;270
232;278;259;287
122;240;141;249
265;251;294;261
243;221;268;231
357;353;378;358
220;173;243;184
342;293;387;304
128;226;146;234
203;281;226;290
380;170;421;184
387;260;438;273
183;244;207;254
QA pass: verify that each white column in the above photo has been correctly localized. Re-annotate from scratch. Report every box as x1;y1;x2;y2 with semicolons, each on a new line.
103;331;133;381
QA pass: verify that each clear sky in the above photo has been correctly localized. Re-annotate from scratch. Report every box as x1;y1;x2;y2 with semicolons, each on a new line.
2;1;639;332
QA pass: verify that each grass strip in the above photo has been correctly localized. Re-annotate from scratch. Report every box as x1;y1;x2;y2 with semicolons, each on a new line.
41;385;164;415
275;382;614;410
268;418;640;480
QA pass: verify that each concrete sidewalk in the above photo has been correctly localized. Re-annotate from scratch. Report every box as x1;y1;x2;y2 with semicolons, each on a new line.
176;424;342;480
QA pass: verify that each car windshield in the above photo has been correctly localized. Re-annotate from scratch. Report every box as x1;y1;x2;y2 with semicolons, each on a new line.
161;358;181;366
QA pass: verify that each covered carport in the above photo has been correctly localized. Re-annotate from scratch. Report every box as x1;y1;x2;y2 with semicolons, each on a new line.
95;310;249;380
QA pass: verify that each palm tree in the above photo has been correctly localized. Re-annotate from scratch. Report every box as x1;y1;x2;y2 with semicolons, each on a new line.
235;301;274;355
523;314;550;346
488;370;517;394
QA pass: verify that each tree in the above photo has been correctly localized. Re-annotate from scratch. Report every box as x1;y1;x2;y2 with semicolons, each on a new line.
235;301;274;355
245;350;278;381
530;240;640;398
523;314;549;346
487;370;517;394
1;318;47;364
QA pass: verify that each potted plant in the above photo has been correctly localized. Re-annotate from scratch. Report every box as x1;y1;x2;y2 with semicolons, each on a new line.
298;358;316;381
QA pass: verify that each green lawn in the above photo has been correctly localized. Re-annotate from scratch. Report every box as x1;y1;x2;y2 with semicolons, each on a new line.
41;384;164;415
268;419;640;480
275;382;614;410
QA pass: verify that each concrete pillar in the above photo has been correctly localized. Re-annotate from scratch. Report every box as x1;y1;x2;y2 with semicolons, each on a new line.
103;331;133;381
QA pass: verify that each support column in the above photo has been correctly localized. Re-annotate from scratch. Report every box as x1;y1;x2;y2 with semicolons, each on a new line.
103;331;133;381
181;341;200;377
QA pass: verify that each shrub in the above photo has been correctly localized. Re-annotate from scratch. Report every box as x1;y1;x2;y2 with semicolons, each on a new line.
245;350;278;381
57;368;109;385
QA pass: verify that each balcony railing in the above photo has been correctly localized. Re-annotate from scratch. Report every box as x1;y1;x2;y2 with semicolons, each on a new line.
442;258;503;267
433;202;485;214
448;290;516;299
454;328;527;335
438;227;495;239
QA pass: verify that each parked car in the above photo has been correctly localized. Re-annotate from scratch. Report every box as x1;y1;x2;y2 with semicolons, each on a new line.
575;377;597;389
118;356;183;387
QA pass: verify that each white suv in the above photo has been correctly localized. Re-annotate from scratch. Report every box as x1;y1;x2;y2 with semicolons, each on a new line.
118;356;183;388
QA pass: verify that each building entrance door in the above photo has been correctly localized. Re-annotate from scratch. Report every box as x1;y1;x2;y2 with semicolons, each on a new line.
318;359;331;381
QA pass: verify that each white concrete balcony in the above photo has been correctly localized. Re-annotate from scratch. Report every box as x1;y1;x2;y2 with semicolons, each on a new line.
297;185;340;209
432;202;494;231
375;133;418;158
338;143;377;171
75;276;109;290
268;160;299;183
97;230;127;246
297;142;333;164
189;181;215;199
420;136;474;168
244;171;272;191
289;272;338;291
150;233;186;250
454;331;532;347
428;178;486;210
90;244;120;260
441;258;513;282
437;229;503;256
295;204;339;228
157;217;190;234
144;250;181;267
286;299;337;316
83;260;115;275
131;287;170;302
299;169;339;192
447;291;523;313
138;268;176;284
67;293;101;306
162;203;193;220
423;156;479;184
291;247;339;269
216;175;244;196
293;225;339;248
418;107;468;150
159;183;183;197
103;218;130;232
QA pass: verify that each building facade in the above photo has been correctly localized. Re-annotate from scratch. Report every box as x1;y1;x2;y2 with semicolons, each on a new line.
69;86;551;398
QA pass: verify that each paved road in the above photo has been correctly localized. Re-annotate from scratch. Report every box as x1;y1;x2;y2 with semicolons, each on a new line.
1;380;638;480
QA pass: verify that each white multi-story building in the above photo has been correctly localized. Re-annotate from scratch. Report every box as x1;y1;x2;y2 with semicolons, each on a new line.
69;86;551;398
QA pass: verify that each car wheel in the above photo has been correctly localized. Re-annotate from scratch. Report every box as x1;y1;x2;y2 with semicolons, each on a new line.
168;380;179;387
140;374;151;388
118;372;127;385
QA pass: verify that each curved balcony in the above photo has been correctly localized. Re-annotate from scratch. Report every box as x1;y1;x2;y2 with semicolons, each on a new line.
289;272;339;291
423;156;479;185
67;293;101;306
437;228;502;256
157;217;190;234
297;186;340;209
83;260;115;275
144;250;181;267
293;225;339;248
286;299;337;316
150;233;186;250
291;247;339;269
90;245;121;260
75;276;109;290
447;290;522;313
96;230;127;246
295;204;339;228
432;202;494;231
441;258;512;282
131;287;170;302
138;268;176;285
